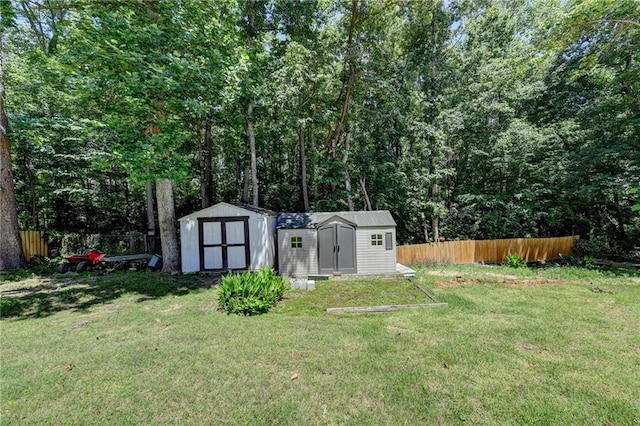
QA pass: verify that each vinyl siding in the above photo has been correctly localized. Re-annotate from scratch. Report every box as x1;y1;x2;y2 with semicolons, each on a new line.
179;203;276;273
355;227;396;275
278;229;318;277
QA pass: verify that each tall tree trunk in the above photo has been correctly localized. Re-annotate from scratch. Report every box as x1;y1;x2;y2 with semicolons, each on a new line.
432;183;439;242
613;192;628;240
247;100;258;206
0;38;26;271
325;0;358;158
298;123;310;212
155;178;179;273
244;0;259;207
421;212;429;243
200;116;212;208
360;176;372;211
241;166;250;204
145;178;156;254
343;132;354;211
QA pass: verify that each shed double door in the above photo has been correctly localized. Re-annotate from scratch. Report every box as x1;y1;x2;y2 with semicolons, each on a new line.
318;223;356;274
198;217;250;272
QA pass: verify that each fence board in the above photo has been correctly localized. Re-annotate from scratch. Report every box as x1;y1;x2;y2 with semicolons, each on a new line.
397;236;579;266
20;230;49;260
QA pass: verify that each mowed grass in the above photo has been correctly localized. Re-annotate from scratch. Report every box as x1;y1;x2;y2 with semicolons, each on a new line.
1;266;639;425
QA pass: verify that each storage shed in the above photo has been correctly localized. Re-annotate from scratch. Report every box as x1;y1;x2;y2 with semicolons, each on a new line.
179;202;277;273
277;211;397;277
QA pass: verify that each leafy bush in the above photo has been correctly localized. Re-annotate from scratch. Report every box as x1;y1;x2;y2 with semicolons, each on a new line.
583;255;596;269
505;253;527;268
218;268;285;316
573;238;629;260
574;239;609;259
558;253;579;266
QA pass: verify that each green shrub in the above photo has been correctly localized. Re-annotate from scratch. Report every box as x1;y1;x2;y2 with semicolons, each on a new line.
558;253;579;266
505;253;527;268
583;255;596;269
217;268;285;316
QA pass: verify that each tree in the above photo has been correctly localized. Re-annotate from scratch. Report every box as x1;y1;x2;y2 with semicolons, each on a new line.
539;0;640;247
0;24;26;270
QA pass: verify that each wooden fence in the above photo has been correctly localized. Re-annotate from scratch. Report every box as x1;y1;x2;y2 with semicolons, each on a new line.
20;230;49;260
397;235;579;266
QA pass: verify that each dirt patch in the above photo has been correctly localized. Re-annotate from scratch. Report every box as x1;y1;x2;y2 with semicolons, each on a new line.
426;270;464;277
504;279;571;287
436;279;478;288
484;272;519;280
518;342;552;355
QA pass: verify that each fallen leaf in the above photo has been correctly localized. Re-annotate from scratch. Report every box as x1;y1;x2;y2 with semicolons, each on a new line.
63;364;73;372
291;373;299;380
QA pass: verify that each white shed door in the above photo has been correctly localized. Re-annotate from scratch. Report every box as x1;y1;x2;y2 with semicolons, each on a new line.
198;217;250;272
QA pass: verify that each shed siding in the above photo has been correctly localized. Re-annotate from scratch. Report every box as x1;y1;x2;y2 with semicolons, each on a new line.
278;229;318;277
355;227;396;275
180;219;200;273
179;203;276;273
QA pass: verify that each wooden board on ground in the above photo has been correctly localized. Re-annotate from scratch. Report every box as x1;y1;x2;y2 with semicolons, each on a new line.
102;254;152;262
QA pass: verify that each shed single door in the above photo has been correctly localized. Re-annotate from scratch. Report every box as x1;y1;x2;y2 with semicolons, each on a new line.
318;223;356;274
198;216;250;272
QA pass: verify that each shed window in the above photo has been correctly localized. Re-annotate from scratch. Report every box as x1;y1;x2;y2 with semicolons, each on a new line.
371;234;383;246
385;232;393;250
291;236;303;248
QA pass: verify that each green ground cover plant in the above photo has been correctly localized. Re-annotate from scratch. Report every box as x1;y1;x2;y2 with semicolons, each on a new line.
1;266;639;425
505;253;527;268
218;268;285;315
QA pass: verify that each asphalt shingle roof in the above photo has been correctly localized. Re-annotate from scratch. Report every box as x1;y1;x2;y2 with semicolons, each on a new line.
276;211;396;229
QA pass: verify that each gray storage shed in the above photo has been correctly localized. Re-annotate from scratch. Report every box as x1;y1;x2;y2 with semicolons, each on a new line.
277;211;397;277
179;202;277;273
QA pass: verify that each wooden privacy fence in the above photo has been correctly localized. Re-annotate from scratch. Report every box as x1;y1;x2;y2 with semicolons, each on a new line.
397;236;579;266
20;230;49;260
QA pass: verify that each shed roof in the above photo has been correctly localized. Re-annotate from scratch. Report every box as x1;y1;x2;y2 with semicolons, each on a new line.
276;210;396;229
179;202;278;221
230;202;279;216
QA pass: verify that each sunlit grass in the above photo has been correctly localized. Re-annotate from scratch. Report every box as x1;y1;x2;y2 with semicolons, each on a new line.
273;277;429;315
2;266;639;424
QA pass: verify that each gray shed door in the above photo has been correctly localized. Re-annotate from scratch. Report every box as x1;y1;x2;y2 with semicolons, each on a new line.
318;223;356;274
198;216;250;272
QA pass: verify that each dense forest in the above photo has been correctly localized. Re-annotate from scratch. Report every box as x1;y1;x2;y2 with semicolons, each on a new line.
1;0;639;271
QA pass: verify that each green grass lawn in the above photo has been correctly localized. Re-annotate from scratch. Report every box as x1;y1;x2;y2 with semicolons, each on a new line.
1;266;639;425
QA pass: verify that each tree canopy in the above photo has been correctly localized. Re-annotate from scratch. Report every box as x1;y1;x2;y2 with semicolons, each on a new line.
1;0;638;268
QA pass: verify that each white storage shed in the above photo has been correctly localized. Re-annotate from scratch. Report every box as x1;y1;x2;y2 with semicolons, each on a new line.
277;211;397;277
179;202;277;273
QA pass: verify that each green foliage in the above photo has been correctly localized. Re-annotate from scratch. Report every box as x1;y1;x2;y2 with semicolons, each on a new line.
632;186;640;212
558;253;579;266
582;255;596;269
574;239;611;260
505;253;527;268
4;0;639;258
217;268;285;316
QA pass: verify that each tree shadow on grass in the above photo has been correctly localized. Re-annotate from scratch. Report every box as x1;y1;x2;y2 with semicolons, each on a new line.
0;271;220;320
598;266;640;278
